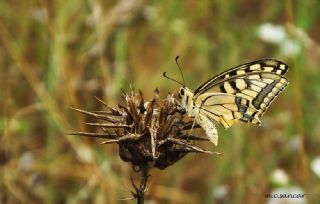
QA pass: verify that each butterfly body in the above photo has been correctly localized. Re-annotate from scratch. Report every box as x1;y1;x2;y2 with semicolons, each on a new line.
176;59;289;146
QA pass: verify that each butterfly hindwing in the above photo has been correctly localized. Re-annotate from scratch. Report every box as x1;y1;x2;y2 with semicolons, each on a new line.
195;93;261;129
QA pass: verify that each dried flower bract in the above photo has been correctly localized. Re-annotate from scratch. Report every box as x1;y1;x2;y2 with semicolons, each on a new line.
71;89;221;170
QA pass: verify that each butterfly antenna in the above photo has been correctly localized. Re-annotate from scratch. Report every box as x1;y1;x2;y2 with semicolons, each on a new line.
163;72;184;86
175;56;186;86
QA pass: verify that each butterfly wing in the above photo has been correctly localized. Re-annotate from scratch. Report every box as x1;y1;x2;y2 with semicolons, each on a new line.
194;93;260;145
195;113;218;145
194;59;289;121
194;59;288;97
195;93;261;129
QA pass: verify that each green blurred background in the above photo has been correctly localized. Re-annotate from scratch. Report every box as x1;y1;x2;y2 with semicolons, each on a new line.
1;0;320;203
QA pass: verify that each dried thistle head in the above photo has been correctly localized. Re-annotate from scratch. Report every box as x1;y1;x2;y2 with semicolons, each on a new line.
71;89;221;170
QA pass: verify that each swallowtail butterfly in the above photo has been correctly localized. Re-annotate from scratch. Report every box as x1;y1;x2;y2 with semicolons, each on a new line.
164;57;289;145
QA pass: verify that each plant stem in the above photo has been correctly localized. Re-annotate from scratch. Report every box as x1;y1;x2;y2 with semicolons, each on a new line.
136;166;149;204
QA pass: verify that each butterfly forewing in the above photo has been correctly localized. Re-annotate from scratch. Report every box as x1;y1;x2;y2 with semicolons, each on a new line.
194;59;288;97
194;59;289;121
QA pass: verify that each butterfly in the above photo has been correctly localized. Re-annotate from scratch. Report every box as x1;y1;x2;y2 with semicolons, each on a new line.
164;57;289;145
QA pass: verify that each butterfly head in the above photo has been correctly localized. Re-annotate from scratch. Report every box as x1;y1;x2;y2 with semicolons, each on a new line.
178;87;185;99
178;87;187;108
178;86;193;109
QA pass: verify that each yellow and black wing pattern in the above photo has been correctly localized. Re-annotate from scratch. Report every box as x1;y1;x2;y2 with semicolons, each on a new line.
194;59;289;128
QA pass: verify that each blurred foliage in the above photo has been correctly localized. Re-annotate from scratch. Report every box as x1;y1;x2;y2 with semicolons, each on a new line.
1;0;320;203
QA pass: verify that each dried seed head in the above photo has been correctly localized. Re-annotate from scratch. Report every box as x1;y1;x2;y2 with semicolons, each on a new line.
71;89;221;170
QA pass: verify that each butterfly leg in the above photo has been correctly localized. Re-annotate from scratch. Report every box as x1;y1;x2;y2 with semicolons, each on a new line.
187;119;197;143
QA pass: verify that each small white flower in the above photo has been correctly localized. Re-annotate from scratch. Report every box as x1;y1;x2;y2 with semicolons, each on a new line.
280;39;301;57
213;184;229;200
257;23;287;44
257;23;302;58
311;156;320;178
77;145;93;163
270;169;289;186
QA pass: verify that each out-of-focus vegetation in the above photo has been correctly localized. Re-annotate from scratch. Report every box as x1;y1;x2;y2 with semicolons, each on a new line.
1;0;320;203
